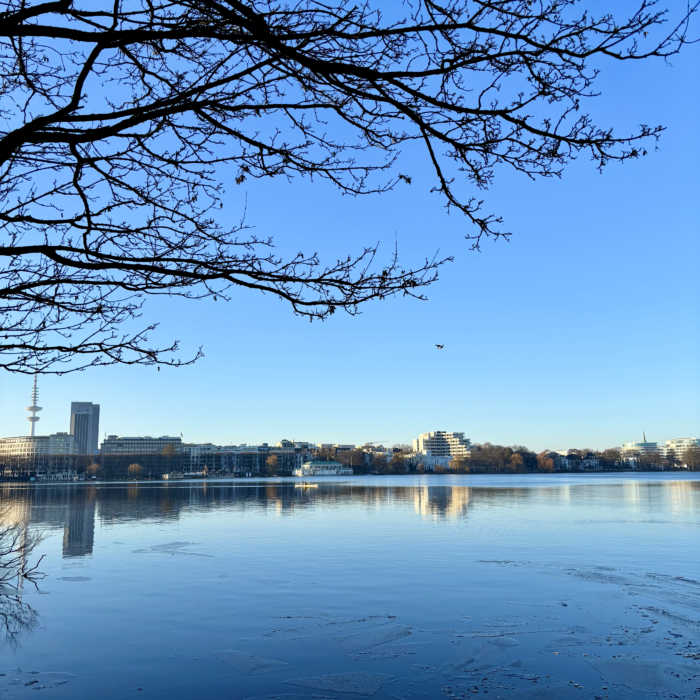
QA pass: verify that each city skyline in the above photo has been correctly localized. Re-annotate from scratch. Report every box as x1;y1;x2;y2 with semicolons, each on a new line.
0;376;694;454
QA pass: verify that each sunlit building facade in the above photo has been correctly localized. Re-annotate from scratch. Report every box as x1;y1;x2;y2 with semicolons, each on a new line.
621;433;659;458
101;435;183;454
663;437;700;465
293;460;353;476
412;431;472;457
0;433;79;480
0;433;76;458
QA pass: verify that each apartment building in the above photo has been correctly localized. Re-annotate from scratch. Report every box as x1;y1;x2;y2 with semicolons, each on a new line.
412;431;472;457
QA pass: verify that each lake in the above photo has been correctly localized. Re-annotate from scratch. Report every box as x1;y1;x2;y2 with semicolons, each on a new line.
1;473;699;699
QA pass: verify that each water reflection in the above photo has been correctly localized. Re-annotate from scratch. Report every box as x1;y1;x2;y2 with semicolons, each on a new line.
62;493;95;557
0;594;40;650
0;477;698;559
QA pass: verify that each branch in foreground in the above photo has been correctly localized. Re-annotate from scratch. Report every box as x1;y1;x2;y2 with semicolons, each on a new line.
0;0;695;371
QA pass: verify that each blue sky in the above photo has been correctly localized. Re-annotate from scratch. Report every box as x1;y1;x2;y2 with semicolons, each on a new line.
1;28;698;453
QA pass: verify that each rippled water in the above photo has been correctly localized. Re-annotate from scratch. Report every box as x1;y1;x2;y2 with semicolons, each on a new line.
0;474;699;699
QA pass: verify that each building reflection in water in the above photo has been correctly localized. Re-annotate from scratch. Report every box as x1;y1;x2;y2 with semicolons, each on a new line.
62;492;96;557
0;478;698;556
414;485;471;520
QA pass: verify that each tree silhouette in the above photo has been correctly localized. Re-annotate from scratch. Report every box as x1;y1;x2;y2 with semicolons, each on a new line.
1;0;695;372
162;444;177;458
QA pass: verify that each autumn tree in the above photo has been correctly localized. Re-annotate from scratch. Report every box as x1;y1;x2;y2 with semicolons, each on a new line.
508;453;525;473
511;446;537;472
162;444;177;458
450;455;470;474
1;0;695;373
127;463;143;479
537;451;555;473
86;463;100;477
265;455;279;477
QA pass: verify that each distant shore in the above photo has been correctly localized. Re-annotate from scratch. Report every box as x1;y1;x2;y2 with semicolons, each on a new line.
3;469;698;485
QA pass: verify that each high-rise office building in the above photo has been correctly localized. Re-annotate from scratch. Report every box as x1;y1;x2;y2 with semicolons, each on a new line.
70;402;100;454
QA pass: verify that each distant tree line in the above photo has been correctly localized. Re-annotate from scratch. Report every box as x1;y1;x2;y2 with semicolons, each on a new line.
321;443;700;475
536;446;700;472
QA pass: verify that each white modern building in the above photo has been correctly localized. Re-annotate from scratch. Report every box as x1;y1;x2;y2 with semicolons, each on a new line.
293;460;353;476
412;431;472;457
664;437;699;454
411;453;453;471
621;433;659;458
663;438;699;465
0;433;77;458
0;433;79;480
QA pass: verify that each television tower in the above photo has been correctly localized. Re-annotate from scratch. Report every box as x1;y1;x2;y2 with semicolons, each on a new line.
25;375;42;436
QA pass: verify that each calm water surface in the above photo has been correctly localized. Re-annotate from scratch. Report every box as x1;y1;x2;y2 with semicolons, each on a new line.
1;474;699;699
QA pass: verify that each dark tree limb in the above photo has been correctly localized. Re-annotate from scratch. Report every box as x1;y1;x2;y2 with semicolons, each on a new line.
0;0;695;372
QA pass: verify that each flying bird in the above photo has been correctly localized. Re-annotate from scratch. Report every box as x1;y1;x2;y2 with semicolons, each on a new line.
436;344;444;349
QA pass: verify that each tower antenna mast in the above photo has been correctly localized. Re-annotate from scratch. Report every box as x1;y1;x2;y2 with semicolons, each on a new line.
25;375;42;436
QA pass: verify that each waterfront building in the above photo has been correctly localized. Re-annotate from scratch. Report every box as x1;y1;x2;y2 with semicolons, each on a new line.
621;433;659;458
0;433;77;458
293;460;353;476
411;453;452;471
412;431;472;457
70;402;101;454
663;438;700;465
183;442;309;475
50;432;78;455
0;433;79;480
549;452;601;471
101;435;183;454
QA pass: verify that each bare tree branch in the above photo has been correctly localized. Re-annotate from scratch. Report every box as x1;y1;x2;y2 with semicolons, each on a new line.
0;0;695;372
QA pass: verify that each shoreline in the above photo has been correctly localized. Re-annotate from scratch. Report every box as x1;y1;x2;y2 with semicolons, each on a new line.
2;470;698;486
